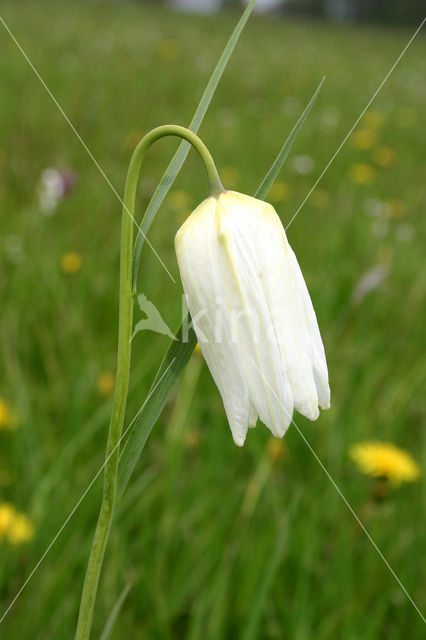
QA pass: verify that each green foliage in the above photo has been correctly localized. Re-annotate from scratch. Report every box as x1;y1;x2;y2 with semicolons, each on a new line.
0;1;425;638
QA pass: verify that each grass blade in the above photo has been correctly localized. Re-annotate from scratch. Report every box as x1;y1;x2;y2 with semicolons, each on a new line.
99;581;133;640
132;0;257;289
255;76;325;200
118;319;197;497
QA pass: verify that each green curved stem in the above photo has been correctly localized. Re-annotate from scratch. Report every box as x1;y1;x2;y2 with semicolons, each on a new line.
74;125;222;640
132;125;224;197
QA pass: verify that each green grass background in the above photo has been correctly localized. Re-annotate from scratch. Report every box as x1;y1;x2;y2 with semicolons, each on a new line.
0;1;425;638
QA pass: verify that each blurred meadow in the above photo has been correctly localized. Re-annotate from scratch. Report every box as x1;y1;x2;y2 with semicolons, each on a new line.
0;1;425;638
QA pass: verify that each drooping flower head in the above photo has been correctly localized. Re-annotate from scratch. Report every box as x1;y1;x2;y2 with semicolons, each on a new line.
175;190;330;446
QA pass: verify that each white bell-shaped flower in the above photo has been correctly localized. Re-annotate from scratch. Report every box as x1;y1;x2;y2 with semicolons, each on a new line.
175;190;330;446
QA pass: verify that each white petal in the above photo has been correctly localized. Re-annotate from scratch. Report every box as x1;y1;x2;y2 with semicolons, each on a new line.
287;246;330;410
248;402;258;428
214;192;294;437
175;196;250;446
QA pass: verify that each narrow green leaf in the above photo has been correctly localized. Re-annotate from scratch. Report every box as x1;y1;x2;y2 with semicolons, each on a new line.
118;319;197;498
255;76;325;200
99;580;133;640
132;0;257;289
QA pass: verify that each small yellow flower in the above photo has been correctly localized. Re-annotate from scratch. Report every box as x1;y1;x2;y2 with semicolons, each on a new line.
194;342;203;356
311;189;331;210
349;163;375;185
373;147;397;168
0;504;15;538
169;190;190;211
350;442;421;485
8;513;34;545
268;181;289;203
363;110;384;130
220;166;239;189
61;252;82;274
266;437;286;464
97;372;115;397
0;398;19;430
160;39;180;63
0;503;33;545
352;129;376;150
0;398;10;429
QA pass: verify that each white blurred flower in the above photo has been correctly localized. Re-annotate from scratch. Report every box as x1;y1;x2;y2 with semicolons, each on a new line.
291;155;315;175
283;96;302;117
352;264;389;304
170;0;221;14
371;219;389;239
364;198;389;219
175;190;330;446
396;223;415;243
38;168;75;214
320;106;340;131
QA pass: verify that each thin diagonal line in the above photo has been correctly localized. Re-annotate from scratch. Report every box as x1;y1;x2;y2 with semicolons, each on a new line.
285;17;426;232
0;357;176;625
0;15;175;284
250;358;426;624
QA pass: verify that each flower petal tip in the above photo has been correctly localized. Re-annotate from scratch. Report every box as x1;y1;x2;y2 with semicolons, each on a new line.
233;434;246;447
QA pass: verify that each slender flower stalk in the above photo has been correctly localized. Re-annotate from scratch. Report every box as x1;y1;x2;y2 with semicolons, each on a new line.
74;125;223;640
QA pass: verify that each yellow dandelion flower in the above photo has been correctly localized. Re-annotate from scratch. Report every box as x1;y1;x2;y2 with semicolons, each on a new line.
97;372;115;397
352;129;376;150
0;503;34;545
311;189;331;210
373;147;397;168
0;398;19;430
349;442;421;485
61;252;82;274
0;503;15;539
7;512;34;545
169;190;190;211
220;166;239;189
160;39;180;63
363;110;384;130
0;398;11;429
349;163;375;185
268;181;289;203
266;437;286;464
